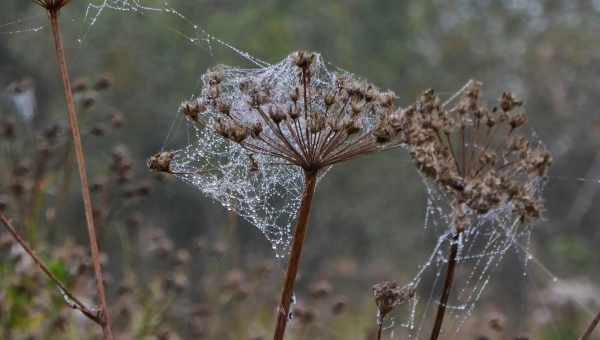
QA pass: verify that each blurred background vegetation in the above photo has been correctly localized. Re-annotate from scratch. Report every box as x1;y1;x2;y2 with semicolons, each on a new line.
1;0;600;339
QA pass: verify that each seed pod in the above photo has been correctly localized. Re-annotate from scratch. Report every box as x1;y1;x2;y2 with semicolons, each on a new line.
250;122;263;138
147;152;174;173
269;105;286;124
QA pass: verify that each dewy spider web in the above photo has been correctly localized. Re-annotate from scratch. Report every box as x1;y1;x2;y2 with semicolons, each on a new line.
388;133;550;339
167;55;381;257
13;1;595;336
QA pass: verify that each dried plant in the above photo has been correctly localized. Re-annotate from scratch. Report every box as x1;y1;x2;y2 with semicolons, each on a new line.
149;50;403;339
372;281;415;340
393;81;552;339
30;1;114;338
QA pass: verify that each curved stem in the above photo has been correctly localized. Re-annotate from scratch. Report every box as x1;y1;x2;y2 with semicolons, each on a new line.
579;309;600;340
429;232;460;340
273;170;318;340
49;10;114;339
0;212;101;324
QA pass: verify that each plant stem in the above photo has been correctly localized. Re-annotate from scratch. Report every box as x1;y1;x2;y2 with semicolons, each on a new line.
273;170;317;340
0;211;101;324
429;232;460;340
579;309;600;340
376;322;383;340
48;10;114;339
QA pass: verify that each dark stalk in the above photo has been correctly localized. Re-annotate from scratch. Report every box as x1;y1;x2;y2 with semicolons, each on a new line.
579;309;600;340
48;9;114;339
429;231;461;340
273;171;317;340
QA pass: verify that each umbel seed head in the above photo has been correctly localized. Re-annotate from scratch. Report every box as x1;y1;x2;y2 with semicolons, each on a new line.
178;50;404;172
147;151;174;173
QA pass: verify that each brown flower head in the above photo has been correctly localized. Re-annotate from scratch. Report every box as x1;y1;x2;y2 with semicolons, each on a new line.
394;81;552;227
372;281;415;323
150;51;403;254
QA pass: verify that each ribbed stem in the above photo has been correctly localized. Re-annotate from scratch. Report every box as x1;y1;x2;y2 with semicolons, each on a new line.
429;232;460;340
273;170;317;340
49;10;114;340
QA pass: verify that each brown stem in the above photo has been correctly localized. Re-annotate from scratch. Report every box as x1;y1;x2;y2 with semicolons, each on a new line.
48;10;114;339
430;232;460;340
273;170;318;340
0;211;101;324
579;309;600;340
376;322;383;340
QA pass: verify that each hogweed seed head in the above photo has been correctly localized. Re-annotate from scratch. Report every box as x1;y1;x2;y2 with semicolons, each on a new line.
396;81;552;226
173;51;404;172
155;51;403;254
147;151;174;173
372;281;416;323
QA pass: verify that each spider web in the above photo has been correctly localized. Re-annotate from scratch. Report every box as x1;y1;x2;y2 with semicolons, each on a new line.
168;54;378;257
3;1;599;337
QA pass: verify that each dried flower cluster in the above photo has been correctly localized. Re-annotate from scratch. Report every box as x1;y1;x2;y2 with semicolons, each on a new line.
392;81;552;228
372;281;415;323
171;50;401;174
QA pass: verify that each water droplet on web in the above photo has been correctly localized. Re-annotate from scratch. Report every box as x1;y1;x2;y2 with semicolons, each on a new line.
76;38;83;45
552;277;558;283
291;293;296;305
193;25;198;30
527;255;533;260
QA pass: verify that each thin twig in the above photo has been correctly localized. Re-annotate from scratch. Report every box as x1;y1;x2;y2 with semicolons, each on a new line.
48;9;114;339
579;309;600;340
429;232;461;340
273;171;318;340
0;211;101;324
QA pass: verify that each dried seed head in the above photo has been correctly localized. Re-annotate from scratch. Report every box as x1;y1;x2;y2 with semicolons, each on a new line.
207;67;225;85
331;296;348;315
147;151;174;173
290;87;300;102
180;100;204;121
269;105;287;124
509;112;528;130
216;100;231;115
377;91;396;108
401;81;551;228
324;93;336;108
248;154;259;173
500;91;522;112
290;50;315;69
372;281;415;321
230;124;249;143
250;122;263;138
309;280;333;299
344;119;361;135
287;104;300;120
94;73;113;91
72;78;88;93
